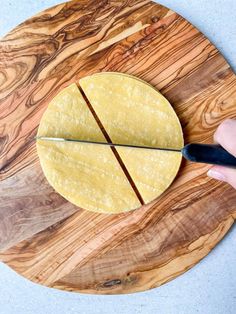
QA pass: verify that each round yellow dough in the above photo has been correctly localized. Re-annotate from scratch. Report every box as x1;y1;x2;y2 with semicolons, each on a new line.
37;73;183;214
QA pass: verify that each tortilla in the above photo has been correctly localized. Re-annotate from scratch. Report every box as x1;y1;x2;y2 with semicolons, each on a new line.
37;73;183;213
37;83;141;213
79;73;183;203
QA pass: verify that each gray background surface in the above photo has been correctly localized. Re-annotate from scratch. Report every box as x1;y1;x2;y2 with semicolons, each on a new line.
0;1;235;313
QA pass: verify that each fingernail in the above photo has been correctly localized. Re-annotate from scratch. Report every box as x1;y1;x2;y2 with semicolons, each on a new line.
207;169;226;181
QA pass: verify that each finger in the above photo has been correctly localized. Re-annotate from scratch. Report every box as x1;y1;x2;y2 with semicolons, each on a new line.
207;165;236;189
214;119;236;156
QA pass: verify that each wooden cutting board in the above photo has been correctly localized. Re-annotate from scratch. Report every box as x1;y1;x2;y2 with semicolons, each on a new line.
0;0;236;294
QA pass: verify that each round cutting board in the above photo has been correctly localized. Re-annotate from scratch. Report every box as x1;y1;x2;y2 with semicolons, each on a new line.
0;0;235;294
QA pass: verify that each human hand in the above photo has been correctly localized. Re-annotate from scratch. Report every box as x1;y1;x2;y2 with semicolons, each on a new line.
207;119;236;188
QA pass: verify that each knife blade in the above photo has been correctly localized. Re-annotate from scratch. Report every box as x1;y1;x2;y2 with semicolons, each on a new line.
35;136;181;152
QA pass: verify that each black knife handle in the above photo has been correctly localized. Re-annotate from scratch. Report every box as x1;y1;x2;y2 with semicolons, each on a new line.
182;143;236;168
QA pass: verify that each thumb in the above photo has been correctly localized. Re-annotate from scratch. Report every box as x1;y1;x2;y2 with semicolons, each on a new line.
207;165;236;189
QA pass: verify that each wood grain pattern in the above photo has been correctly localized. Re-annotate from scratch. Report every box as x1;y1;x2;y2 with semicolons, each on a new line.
0;0;235;294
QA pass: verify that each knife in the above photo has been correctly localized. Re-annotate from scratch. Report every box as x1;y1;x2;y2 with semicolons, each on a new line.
36;137;236;168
